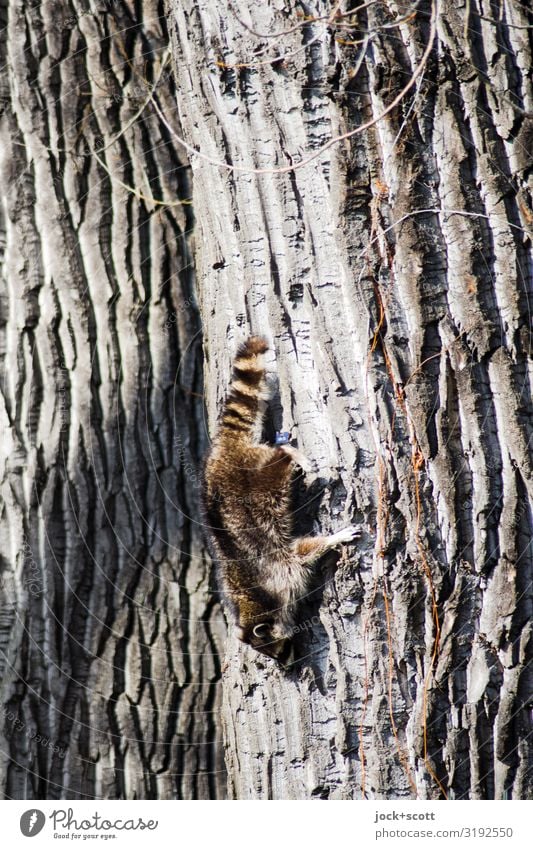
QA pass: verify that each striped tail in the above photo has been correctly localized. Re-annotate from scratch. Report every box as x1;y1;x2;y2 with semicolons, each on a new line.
219;336;269;439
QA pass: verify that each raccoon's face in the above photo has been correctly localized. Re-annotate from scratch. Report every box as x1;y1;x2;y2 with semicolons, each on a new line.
237;620;295;667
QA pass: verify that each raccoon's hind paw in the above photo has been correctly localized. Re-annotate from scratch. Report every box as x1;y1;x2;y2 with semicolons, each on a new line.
280;445;313;472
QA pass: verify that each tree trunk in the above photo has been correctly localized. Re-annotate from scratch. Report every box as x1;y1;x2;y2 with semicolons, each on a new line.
0;0;226;799
168;0;533;799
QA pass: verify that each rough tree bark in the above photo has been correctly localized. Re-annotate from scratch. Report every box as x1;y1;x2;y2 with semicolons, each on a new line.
1;0;531;803
0;1;226;799
167;0;533;799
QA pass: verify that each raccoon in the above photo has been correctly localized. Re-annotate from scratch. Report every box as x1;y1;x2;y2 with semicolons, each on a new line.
203;336;359;666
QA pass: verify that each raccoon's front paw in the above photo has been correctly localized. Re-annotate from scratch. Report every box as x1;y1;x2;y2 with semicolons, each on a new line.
330;525;361;546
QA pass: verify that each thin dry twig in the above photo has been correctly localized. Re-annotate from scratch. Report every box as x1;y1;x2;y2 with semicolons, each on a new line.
149;0;439;177
219;0;344;70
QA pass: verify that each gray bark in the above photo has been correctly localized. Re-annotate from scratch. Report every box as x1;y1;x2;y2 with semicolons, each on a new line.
0;0;226;799
167;0;533;799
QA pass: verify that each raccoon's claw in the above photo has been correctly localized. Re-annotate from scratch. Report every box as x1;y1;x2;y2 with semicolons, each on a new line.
330;525;361;546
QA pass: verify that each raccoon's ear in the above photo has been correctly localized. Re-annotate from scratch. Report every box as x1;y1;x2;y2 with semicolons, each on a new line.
253;623;270;639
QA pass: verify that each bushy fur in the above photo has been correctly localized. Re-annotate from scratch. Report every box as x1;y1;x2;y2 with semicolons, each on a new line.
203;336;358;665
